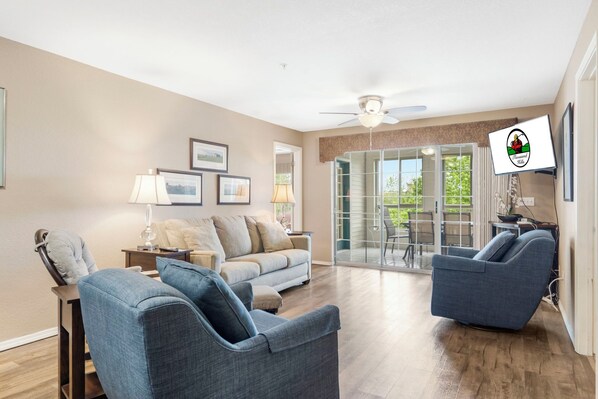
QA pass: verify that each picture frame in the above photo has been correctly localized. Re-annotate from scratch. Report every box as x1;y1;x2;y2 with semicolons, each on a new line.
157;169;203;205
217;175;251;205
562;102;574;202
190;138;228;173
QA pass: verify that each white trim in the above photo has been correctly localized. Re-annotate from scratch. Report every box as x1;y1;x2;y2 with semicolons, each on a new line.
313;260;334;266
0;327;57;352
576;34;597;82
559;302;575;343
573;32;597;355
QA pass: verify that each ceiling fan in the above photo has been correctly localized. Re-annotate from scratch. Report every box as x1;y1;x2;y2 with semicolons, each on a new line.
320;95;427;128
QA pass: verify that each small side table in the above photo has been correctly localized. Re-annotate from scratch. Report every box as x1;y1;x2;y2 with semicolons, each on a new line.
122;248;192;271
51;285;104;399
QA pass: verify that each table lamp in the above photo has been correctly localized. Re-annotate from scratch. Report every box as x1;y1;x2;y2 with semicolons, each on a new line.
271;183;295;231
129;169;171;250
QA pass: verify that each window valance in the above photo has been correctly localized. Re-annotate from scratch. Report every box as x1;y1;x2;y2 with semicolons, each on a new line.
318;118;517;162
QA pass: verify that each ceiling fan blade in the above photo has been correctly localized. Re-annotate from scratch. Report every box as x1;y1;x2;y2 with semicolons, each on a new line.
382;115;400;124
385;105;427;116
319;111;359;115
338;118;360;126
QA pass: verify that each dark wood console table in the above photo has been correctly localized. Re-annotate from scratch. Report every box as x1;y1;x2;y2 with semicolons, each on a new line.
122;248;192;271
491;222;559;303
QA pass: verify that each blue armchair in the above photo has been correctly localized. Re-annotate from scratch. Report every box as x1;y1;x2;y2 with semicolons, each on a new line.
78;269;340;398
431;229;555;330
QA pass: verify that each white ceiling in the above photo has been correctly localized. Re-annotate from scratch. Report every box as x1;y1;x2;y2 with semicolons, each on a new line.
0;1;591;132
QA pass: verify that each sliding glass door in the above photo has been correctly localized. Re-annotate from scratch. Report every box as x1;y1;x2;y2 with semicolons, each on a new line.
334;144;474;271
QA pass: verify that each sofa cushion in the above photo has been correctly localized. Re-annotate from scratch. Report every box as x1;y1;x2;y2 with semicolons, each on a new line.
220;262;260;285
228;253;288;274
245;215;272;253
181;223;226;261
473;231;516;262
213;216;252;259
257;222;294;253
163;218;212;249
274;249;310;267
46;230;99;284
156;257;258;344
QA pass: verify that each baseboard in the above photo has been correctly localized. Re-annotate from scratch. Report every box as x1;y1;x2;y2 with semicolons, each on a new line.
0;327;57;352
312;260;333;266
558;302;575;344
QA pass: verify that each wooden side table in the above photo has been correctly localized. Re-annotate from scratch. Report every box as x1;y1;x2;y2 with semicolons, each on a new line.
121;248;192;271
51;285;104;399
287;231;313;237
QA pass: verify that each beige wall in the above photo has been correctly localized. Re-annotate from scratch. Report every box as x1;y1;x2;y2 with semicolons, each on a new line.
303;104;555;263
551;0;598;343
0;37;302;342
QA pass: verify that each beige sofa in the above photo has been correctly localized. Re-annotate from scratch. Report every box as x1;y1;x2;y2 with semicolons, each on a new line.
154;215;311;291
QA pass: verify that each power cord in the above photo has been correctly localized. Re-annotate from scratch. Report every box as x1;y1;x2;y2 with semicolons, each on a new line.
542;277;563;310
520;174;561;307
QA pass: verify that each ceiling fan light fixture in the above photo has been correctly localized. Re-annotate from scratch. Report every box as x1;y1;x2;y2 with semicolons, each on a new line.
365;99;382;114
358;113;385;128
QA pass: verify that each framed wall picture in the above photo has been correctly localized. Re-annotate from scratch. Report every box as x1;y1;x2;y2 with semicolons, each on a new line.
562;102;573;202
157;169;203;205
217;175;251;205
190;138;228;172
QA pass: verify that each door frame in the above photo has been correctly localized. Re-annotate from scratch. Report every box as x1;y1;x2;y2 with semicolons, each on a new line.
573;32;597;355
273;142;303;230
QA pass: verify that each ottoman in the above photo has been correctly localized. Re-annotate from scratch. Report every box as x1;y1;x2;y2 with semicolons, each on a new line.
252;285;283;314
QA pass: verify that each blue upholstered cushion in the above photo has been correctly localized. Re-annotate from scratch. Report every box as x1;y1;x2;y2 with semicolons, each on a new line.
156;257;258;343
473;231;516;261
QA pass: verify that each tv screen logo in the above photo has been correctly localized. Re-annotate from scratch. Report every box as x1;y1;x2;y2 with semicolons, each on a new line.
506;128;530;168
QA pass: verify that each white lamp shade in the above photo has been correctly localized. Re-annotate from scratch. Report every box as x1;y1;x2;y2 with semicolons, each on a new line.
358;113;385;128
271;184;296;204
129;174;172;205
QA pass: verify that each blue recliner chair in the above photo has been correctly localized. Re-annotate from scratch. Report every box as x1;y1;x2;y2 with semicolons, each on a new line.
78;269;340;399
431;229;555;330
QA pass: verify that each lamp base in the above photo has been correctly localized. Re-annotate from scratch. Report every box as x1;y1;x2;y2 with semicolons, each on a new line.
139;226;157;251
136;244;157;251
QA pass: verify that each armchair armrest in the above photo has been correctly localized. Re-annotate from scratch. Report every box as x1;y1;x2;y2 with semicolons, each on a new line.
289;236;311;252
447;247;479;258
259;305;340;353
190;250;222;274
229;282;253;312
432;254;486;273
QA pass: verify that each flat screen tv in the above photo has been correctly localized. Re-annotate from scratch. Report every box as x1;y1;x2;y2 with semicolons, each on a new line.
488;115;556;175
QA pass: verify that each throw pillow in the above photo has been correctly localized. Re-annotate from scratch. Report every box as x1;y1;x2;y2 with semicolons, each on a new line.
163;218;213;249
46;230;99;284
181;223;226;262
245;215;273;253
156;257;258;344
212;216;252;259
257;222;294;253
473;231;516;262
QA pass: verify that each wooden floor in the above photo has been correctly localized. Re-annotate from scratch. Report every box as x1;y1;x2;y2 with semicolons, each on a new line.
0;265;595;398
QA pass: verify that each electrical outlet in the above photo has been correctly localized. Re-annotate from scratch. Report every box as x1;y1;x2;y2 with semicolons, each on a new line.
517;197;535;207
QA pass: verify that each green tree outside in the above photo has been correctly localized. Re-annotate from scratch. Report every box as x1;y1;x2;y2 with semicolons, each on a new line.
382;155;472;226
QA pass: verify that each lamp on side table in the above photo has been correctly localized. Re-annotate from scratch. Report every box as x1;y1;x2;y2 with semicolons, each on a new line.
129;169;171;250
